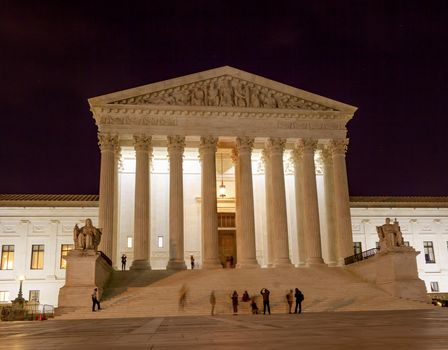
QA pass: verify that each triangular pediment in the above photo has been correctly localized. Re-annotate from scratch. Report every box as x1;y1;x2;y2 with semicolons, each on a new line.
89;66;357;113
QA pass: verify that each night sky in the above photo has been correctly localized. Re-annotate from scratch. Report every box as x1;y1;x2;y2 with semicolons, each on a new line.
1;1;447;196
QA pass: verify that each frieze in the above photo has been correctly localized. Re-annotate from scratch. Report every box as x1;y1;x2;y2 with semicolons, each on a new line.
99;115;178;126
109;75;336;111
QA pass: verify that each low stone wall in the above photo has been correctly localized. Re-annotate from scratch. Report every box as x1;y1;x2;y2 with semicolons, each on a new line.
346;247;429;303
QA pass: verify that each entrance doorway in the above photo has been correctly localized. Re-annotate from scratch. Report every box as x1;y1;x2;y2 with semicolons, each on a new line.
218;213;236;268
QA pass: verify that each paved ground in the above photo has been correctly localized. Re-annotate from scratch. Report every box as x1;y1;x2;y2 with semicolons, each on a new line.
1;309;448;349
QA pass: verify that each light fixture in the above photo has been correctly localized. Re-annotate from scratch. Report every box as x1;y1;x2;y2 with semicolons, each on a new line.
219;153;226;198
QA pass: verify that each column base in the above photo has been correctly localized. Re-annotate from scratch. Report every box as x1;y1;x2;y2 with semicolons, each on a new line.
273;257;293;268
306;257;326;267
202;259;222;269
166;260;187;270
236;260;260;269
130;260;151;270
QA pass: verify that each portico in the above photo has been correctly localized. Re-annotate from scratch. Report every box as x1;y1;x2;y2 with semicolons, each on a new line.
89;66;357;269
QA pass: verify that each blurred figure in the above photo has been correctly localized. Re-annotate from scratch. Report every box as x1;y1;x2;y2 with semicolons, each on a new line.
210;290;216;316
250;297;259;314
190;255;195;269
121;254;127;270
179;284;188;311
286;289;293;314
231;290;239;314
242;290;250;302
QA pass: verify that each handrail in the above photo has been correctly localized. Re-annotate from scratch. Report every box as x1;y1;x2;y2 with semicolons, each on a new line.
344;248;378;265
99;251;112;266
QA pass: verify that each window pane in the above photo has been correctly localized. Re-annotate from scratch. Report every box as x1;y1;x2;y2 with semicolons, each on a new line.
60;244;74;269
430;282;439;292
0;291;10;302
1;245;14;270
31;245;44;270
423;241;435;263
158;236;163;248
29;290;40;302
127;237;133;248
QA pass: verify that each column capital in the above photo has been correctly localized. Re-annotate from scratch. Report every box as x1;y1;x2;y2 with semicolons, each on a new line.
290;148;303;164
320;147;333;164
265;138;286;153
167;135;186;153
295;138;318;153
329;139;349;155
98;133;118;152
133;135;152;152
199;136;218;155
231;148;239;164
236;136;254;153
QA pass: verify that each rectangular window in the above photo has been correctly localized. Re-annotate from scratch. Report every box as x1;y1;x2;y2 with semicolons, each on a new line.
430;282;439;292
353;242;362;255
0;291;10;302
403;241;410;247
423;241;436;263
127;237;133;248
29;290;40;303
158;236;164;248
1;245;14;270
30;245;44;270
60;244;74;269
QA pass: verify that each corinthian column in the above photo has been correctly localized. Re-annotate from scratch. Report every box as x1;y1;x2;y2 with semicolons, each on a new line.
291;149;307;267
235;137;259;268
266;138;292;267
130;135;152;270
98;133;118;259
296;139;324;266
321;147;337;266
262;150;275;267
199;136;221;269
167;136;187;270
329;139;353;265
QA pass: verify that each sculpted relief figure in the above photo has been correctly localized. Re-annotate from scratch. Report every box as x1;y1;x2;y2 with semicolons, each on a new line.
73;218;102;251
113;76;335;111
376;218;405;251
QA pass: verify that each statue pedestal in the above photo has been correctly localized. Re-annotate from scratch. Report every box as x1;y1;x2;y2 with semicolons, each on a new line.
348;247;428;303
57;250;112;313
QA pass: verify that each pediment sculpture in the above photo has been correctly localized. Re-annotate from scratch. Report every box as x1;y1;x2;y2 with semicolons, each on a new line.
110;75;335;111
376;218;405;251
73;218;102;251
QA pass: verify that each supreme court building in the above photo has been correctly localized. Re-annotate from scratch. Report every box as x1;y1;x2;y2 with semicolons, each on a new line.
91;66;356;270
1;67;448;306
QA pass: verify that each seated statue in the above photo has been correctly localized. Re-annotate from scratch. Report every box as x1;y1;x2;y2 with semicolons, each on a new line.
376;218;405;250
73;218;102;251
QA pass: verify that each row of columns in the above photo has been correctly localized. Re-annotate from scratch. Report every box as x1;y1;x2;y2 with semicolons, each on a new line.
97;133;352;269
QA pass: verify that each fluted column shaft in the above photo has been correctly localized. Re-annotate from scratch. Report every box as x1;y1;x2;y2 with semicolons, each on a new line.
167;136;187;270
291;149;307;267
329;139;353;265
235;137;259;268
321;148;338;266
262;150;275;267
98;133;118;259
131;135;152;270
199;136;221;269
296;139;324;266
112;145;121;267
232;149;242;265
266;138;292;267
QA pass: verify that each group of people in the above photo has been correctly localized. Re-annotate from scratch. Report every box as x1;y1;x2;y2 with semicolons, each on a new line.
225;288;304;315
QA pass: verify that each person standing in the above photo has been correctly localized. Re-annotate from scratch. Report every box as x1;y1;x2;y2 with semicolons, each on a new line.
190;255;195;269
121;254;127;270
286;289;294;314
179;284;188;311
91;287;101;312
210;290;216;316
294;288;304;314
260;288;271;315
231;290;239;314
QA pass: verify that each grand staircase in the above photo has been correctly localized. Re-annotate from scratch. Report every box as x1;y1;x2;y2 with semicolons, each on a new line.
56;266;433;319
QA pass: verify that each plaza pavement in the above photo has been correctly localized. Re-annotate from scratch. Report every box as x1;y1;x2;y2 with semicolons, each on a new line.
1;309;447;349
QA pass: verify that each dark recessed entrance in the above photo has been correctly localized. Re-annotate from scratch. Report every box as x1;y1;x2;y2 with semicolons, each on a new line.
218;212;236;268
